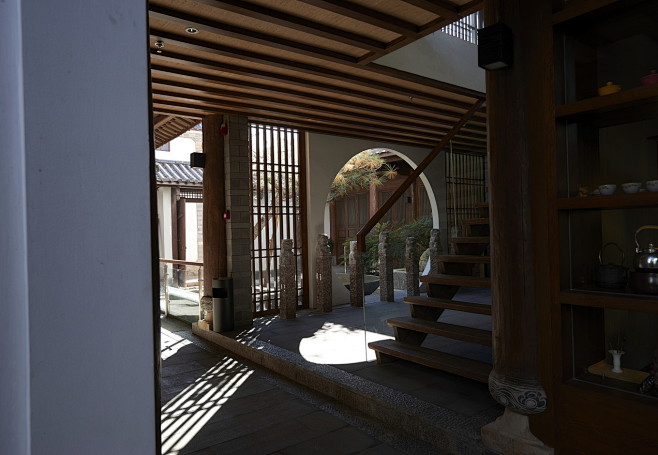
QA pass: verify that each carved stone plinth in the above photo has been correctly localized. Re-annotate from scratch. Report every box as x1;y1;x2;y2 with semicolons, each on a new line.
349;241;364;307
279;239;296;319
405;237;419;297
315;234;332;312
378;232;394;302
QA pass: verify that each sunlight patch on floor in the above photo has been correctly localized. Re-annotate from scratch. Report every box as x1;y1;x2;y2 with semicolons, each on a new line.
298;322;392;364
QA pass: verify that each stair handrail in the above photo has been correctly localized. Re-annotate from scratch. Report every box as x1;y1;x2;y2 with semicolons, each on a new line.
356;98;486;252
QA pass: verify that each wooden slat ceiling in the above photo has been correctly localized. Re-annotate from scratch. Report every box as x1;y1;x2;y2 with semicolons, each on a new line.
149;0;486;153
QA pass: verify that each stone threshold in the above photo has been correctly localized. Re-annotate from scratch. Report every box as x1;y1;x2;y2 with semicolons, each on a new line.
192;323;496;455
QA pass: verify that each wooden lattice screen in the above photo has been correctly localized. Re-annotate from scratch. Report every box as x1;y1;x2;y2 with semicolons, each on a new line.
249;124;308;316
446;149;487;241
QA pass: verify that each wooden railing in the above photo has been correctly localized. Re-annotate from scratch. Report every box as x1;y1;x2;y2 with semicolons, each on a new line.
356;99;486;252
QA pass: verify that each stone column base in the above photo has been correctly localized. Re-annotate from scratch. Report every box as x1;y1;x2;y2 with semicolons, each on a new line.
481;408;554;455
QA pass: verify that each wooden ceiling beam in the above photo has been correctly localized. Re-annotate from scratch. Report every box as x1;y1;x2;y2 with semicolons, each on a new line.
149;6;359;65
153;115;174;129
150;51;471;119
188;0;387;53
153;99;437;147
399;0;458;18
152;91;445;141
151;64;463;125
297;0;421;38
151;76;478;134
149;30;477;109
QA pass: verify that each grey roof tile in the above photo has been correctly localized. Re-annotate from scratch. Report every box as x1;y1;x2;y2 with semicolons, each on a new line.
156;159;203;184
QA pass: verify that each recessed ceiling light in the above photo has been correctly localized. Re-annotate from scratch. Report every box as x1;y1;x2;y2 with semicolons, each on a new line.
185;27;199;34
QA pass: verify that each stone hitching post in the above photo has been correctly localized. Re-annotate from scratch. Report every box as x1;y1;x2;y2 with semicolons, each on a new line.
279;239;296;319
429;228;441;275
349;241;364;307
316;234;333;312
406;237;420;297
379;231;394;302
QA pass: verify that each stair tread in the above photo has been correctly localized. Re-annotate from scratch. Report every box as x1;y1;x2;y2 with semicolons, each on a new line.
437;255;490;264
404;295;492;315
368;339;491;383
388;317;492;346
448;236;490;243
420;274;491;288
474;202;489;208
462;218;489;225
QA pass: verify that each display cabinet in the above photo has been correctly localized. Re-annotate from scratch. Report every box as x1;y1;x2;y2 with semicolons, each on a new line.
551;1;658;453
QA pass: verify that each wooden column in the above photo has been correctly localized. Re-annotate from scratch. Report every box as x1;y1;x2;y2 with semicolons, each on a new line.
482;0;555;453
202;114;227;297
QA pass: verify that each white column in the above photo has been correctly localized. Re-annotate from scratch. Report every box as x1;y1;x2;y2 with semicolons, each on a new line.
1;0;157;453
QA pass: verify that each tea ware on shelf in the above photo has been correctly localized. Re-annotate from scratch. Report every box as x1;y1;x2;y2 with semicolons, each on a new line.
598;184;616;195
646;179;658;192
598;81;621;96
641;70;658;86
622;182;641;193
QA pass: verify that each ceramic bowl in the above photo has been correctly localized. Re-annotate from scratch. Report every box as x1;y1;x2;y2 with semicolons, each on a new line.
598;82;621;96
646;180;658;192
622;182;641;194
598;184;616;195
641;70;658;86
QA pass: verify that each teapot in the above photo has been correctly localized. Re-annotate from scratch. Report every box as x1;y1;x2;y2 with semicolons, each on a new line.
633;225;658;272
595;242;628;288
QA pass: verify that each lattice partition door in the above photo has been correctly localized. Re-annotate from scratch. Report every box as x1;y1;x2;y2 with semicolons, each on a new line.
249;124;308;316
446;149;487;241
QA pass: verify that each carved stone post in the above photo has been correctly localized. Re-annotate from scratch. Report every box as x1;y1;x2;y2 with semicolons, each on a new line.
349;241;364;307
279;239;296;319
315;234;332;312
405;237;419;297
429;228;441;275
378;232;394;302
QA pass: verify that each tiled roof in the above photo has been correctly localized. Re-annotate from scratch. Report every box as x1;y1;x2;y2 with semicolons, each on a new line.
156;159;203;185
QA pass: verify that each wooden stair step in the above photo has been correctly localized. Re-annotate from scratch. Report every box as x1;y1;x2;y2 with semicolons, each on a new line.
437;255;490;264
448;236;490;244
474;202;489;208
368;339;492;383
421;273;491;288
404;295;492;315
462;218;489;225
388;317;492;346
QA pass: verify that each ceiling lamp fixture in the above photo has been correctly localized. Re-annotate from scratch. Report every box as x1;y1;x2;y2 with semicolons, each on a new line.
185;27;199;34
154;40;164;54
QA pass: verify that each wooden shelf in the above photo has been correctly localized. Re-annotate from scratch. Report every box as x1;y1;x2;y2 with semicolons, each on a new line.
588;359;649;384
552;0;622;25
557;192;658;209
560;290;658;313
555;84;658;121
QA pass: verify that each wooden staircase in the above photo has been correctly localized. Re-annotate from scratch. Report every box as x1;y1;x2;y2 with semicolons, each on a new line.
369;202;492;383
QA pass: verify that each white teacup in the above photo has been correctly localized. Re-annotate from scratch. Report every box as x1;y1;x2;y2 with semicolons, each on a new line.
598;184;616;196
622;182;641;194
647;180;658;192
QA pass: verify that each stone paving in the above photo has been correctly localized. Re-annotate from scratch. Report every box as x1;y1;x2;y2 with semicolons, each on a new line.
161;317;440;455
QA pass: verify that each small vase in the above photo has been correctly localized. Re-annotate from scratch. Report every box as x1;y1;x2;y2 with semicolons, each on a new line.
609;350;624;373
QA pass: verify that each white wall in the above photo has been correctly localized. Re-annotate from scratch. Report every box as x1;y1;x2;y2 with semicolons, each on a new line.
156;136;196;162
306;133;447;307
1;1;157;453
375;30;485;93
158;187;173;260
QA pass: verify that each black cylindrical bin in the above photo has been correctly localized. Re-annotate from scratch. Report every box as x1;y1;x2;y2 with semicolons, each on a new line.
212;277;234;332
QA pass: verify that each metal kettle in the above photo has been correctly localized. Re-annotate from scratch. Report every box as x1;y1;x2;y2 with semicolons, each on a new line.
595;242;628;288
633;225;658;272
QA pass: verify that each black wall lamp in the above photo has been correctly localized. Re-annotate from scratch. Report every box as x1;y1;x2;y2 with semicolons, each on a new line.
477;23;513;70
190;152;206;168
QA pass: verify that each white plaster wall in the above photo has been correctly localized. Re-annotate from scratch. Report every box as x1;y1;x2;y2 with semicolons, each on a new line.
156;136;196;162
158;187;173;260
185;202;200;262
11;0;156;453
375;30;485;93
306;133;446;307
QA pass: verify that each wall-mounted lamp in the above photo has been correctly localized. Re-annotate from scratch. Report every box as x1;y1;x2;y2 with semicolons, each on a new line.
477;23;513;70
190;152;205;168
